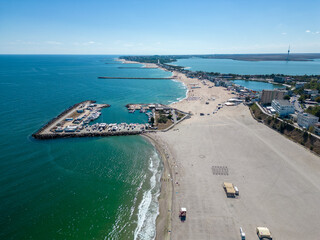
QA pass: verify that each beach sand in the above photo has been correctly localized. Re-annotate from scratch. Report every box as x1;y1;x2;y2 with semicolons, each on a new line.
121;59;320;240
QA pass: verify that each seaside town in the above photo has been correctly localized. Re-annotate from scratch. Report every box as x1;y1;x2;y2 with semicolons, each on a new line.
123;56;320;140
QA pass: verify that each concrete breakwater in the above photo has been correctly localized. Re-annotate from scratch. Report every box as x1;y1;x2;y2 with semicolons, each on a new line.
32;100;98;137
33;131;141;140
32;100;110;140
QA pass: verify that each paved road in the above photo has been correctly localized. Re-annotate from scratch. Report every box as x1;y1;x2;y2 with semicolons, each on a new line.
172;109;177;124
291;96;303;113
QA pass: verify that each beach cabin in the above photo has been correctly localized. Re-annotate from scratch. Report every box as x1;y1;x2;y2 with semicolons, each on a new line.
223;182;236;198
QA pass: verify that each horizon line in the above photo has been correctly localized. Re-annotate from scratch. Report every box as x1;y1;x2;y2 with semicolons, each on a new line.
1;52;320;56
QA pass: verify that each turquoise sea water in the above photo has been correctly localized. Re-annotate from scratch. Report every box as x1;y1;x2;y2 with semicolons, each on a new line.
0;55;186;239
171;58;320;75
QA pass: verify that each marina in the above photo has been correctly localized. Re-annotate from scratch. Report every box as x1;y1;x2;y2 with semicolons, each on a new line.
32;101;189;140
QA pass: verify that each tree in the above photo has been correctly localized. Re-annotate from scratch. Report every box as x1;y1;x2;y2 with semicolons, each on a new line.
283;95;290;100
315;96;320;103
158;114;168;124
309;126;315;133
298;95;306;103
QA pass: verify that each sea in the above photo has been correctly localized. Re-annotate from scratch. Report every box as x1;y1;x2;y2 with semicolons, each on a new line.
171;57;320;75
1;55;318;240
0;55;187;240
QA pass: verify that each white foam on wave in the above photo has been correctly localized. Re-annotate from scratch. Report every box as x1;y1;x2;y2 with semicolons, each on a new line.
107;172;146;240
130;175;146;218
134;151;162;240
176;82;188;104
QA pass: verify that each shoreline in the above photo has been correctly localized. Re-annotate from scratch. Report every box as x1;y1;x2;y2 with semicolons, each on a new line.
120;58;191;239
141;133;173;240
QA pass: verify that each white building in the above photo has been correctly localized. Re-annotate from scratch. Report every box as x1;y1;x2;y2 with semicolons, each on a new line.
271;99;295;117
304;89;318;95
295;82;307;89
297;113;319;129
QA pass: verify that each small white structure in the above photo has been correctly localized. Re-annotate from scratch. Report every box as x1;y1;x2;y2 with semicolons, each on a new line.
239;227;246;240
225;102;235;106
228;98;243;103
64;125;78;132
297;113;319;129
234;186;239;196
256;227;272;239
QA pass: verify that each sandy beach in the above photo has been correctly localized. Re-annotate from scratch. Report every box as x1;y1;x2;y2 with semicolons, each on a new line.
121;59;320;240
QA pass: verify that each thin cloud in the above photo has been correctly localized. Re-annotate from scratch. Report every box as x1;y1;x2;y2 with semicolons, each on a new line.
73;41;98;46
306;30;311;33
281;32;287;35
46;41;62;45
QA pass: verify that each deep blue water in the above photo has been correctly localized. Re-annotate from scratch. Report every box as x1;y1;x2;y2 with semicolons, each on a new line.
0;55;186;239
171;57;320;75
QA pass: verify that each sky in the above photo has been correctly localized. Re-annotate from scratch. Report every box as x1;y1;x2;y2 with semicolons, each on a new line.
0;0;319;54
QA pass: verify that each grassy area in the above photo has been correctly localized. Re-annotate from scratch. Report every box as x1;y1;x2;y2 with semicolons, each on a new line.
250;103;320;155
155;111;174;130
177;112;185;121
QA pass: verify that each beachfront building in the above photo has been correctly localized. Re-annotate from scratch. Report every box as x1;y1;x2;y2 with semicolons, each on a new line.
271;99;295;117
295;82;307;89
297;113;319;129
304;89;318;95
260;89;285;105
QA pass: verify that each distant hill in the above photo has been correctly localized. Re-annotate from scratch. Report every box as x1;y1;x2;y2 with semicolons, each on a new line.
202;53;320;61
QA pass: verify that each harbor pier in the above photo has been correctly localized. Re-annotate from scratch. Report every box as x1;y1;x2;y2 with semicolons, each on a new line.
33;101;190;140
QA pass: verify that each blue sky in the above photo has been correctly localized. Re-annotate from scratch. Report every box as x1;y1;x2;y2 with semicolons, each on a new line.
0;0;319;54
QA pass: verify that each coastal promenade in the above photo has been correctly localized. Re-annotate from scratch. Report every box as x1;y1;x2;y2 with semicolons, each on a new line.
123;60;320;240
